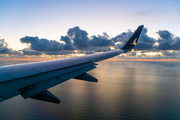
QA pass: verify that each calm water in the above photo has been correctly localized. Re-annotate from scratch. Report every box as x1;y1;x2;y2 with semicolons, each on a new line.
1;61;180;120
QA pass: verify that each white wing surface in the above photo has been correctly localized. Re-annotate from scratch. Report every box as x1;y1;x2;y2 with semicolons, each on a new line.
0;25;143;104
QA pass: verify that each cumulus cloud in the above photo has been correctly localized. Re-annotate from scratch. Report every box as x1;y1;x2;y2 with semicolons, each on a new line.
0;39;16;54
43;51;76;55
66;26;89;49
116;50;180;59
89;33;115;46
157;30;173;40
113;29;133;43
60;36;74;50
113;28;180;50
21;48;44;55
112;27;157;50
0;38;45;57
2;25;180;59
138;28;156;44
19;26;180;53
20;36;67;51
155;30;180;50
21;26;116;52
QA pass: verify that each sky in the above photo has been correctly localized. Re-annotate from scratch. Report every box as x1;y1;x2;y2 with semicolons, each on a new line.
0;0;180;60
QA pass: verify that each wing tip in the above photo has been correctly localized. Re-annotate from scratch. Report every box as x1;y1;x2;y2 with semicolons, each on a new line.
121;25;144;51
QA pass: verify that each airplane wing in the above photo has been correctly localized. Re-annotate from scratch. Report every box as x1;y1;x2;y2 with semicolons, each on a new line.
0;25;144;104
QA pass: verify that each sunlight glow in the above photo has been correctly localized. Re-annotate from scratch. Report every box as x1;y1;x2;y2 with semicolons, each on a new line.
75;53;86;56
154;42;159;46
143;52;156;56
136;52;142;56
110;47;115;50
143;51;163;56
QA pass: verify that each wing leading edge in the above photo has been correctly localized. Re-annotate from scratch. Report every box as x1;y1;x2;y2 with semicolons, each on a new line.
0;25;144;104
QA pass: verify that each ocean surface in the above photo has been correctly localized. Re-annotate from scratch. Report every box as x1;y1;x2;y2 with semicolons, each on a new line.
0;61;180;120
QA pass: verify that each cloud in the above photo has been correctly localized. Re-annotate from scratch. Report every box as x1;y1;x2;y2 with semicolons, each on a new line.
155;30;180;50
21;26;115;52
139;28;156;44
113;27;156;50
66;26;89;49
157;30;173;40
0;39;44;56
114;28;180;50
22;48;44;55
89;33;115;46
173;37;180;49
20;36;67;51
112;29;133;43
60;36;74;50
43;51;75;55
134;28;156;50
135;43;155;50
1;25;180;60
0;39;15;54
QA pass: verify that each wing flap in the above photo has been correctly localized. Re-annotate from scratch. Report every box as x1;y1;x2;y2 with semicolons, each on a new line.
74;73;98;82
0;86;20;99
30;90;60;104
21;63;96;99
20;62;95;89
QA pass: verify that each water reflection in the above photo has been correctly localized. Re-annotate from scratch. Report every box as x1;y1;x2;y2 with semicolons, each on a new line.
0;61;180;119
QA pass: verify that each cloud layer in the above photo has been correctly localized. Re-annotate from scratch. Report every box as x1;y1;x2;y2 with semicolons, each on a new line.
20;26;180;53
1;26;180;59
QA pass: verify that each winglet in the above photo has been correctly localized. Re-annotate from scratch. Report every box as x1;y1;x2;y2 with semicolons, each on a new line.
121;25;144;51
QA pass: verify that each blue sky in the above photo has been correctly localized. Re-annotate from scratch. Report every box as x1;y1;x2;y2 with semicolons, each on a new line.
0;0;180;51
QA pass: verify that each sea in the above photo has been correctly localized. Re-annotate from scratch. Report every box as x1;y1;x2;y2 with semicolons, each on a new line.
0;60;180;120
